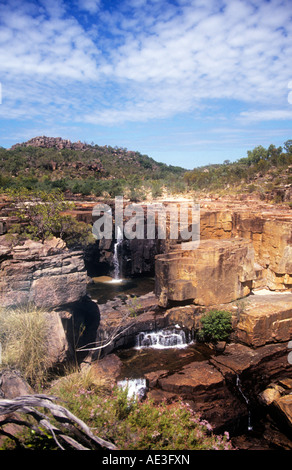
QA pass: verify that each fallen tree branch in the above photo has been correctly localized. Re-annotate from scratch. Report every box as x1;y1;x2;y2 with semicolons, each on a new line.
76;321;136;352
0;394;117;450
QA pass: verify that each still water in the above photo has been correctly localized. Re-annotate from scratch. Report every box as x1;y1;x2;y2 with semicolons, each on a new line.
87;276;155;304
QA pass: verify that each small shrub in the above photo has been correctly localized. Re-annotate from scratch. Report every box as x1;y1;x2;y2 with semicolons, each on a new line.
198;309;232;343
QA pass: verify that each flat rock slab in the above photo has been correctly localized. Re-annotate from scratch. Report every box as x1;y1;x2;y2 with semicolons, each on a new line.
158;361;224;397
235;292;292;347
210;342;289;376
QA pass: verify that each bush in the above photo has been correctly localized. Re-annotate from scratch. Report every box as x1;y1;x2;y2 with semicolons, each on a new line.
0;304;51;387
198;309;232;343
47;377;233;450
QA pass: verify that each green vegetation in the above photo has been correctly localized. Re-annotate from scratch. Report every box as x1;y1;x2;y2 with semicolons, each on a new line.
0;303;233;450
1;366;233;450
51;382;232;450
0;142;185;200
184;140;292;199
5;188;95;247
1;138;291;201
198;309;233;343
0;304;51;387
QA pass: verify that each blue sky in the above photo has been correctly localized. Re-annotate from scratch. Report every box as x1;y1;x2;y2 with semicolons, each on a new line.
0;0;291;169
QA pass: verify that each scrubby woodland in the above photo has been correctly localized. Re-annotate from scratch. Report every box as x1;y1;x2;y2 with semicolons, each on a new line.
0;137;291;202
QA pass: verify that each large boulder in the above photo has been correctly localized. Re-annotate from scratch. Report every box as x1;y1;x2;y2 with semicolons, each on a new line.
0;369;33;399
234;291;292;347
155;238;256;307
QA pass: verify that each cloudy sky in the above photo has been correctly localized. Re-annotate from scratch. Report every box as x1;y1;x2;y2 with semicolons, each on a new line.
0;0;291;168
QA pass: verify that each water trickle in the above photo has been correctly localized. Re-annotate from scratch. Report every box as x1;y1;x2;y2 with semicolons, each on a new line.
236;375;253;431
135;327;191;350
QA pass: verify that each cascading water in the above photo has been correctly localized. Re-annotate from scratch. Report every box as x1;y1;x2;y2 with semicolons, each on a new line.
113;225;123;280
117;378;148;400
135;326;191;350
236;375;253;431
117;328;192;398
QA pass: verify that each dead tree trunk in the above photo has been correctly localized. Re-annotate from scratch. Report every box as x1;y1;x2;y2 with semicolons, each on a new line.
0;394;117;450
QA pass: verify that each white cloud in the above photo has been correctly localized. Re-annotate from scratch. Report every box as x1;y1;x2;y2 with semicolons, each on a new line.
77;0;101;14
240;109;292;122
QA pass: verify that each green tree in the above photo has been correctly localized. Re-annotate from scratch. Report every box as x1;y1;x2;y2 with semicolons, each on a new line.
198;310;232;343
283;140;292;154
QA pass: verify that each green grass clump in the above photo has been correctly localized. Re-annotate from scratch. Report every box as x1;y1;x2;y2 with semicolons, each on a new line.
0;304;51;387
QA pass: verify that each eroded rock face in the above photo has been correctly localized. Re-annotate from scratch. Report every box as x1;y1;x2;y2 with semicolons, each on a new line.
0;237;90;368
155;238;256;307
200;207;292;291
0;237;87;308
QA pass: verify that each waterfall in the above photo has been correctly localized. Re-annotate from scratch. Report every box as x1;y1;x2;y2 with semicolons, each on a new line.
135;327;191;349
113;225;123;280
236;375;253;431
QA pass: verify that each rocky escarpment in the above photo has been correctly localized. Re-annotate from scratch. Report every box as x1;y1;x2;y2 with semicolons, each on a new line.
199;203;292;291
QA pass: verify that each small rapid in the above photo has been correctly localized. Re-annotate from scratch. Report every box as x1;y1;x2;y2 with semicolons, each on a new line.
135;326;192;350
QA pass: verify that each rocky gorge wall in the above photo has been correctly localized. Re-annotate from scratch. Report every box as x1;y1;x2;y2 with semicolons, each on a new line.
154;200;292;308
199;204;292;291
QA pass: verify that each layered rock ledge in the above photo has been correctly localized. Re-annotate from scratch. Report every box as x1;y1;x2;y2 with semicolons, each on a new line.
0;237;87;308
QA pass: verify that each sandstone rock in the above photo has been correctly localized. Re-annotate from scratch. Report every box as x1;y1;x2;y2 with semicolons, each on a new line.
156;360;247;432
89;354;123;384
155;238;256;307
259;387;282;406
0;238;87;309
157;361;224;396
234;292;292;347
200;207;292;291
272;395;292;432
164;304;203;331
0;369;33;399
45;310;71;365
278;378;292;390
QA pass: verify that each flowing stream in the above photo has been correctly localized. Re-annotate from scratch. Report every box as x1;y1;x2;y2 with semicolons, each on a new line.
117;327;193;399
117;378;148;400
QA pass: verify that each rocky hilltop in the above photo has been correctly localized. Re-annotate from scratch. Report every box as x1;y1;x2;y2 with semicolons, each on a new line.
10;135;88;151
